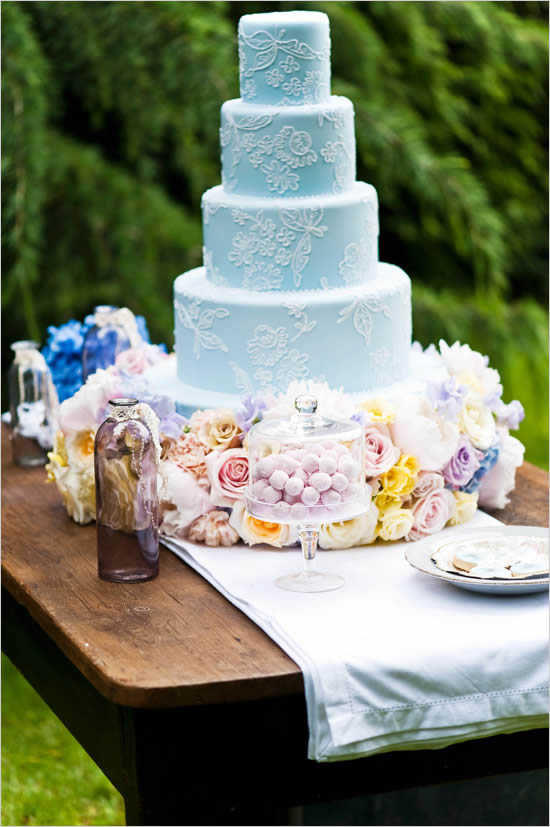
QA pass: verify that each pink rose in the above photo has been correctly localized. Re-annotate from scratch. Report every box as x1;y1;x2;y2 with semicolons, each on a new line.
412;471;445;499
407;488;456;541
364;423;400;478
165;432;209;488
115;345;168;375
206;448;249;507
115;347;147;375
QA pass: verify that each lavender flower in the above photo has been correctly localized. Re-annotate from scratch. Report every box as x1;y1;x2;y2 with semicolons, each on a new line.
495;399;525;430
117;374;186;439
237;393;266;433
350;410;369;427
442;435;483;489
427;377;468;422
462;442;500;494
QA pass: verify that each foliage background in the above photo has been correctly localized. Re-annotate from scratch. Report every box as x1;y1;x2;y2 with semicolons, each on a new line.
1;3;548;824
2;0;549;466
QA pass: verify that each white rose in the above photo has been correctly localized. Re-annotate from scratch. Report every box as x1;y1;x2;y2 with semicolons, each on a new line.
439;340;502;399
478;430;525;510
229;498;297;547
160;461;212;538
391;395;459;471
459;392;496;450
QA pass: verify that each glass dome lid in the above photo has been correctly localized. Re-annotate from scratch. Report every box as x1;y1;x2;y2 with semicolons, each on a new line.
249;394;362;445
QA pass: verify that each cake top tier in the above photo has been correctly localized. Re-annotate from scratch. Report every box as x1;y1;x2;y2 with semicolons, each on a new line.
238;11;331;106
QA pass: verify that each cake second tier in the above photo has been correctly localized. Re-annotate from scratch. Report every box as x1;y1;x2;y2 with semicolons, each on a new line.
174;265;411;398
202;182;378;291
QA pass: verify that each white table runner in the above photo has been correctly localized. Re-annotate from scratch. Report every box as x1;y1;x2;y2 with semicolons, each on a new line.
162;511;549;762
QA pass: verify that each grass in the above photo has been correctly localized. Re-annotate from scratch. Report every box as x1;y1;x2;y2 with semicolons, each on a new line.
1;654;124;827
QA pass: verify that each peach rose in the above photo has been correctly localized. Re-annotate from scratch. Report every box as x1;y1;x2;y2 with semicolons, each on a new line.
165;432;209;488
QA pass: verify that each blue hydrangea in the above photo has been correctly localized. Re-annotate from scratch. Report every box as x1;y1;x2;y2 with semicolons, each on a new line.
42;320;92;402
462;442;500;493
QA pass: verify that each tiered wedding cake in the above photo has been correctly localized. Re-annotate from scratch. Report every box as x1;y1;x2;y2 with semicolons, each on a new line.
156;11;415;413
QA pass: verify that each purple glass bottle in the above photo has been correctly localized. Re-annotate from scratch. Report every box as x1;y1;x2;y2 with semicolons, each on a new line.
94;398;159;583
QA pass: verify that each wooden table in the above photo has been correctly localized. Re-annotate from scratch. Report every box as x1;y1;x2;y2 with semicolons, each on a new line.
2;427;549;826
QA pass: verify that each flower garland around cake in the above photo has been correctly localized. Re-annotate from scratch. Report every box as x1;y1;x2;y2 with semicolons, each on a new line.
45;336;525;549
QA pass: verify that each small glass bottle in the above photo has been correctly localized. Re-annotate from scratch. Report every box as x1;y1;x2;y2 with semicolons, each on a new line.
8;340;58;467
94;398;160;583
82;306;133;381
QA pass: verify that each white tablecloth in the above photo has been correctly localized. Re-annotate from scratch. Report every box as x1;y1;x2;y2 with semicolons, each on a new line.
162;511;549;762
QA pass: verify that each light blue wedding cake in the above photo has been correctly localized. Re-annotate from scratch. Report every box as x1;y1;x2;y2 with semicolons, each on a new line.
155;11;414;413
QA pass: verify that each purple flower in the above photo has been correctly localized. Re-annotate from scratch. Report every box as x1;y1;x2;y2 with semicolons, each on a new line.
350;410;369;426
116;374;186;439
237;393;266;433
463;442;500;494
495;399;525;430
442;435;483;489
427;377;468;422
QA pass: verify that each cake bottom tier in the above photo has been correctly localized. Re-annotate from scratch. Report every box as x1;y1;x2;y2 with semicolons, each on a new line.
172;264;412;404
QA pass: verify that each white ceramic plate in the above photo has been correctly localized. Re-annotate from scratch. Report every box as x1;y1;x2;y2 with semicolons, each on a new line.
405;526;549;596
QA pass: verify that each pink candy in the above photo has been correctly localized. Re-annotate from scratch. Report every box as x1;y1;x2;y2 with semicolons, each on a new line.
337;455;357;479
309;471;332;492
301;486;320;506
290;503;309;521
321;489;342;505
276;454;300;474
262;485;282;504
256;455;277;479
285;476;305;497
318;452;338;475
330;472;348;492
251;479;270;498
269;469;289;490
302;452;319;474
334;443;348;456
272;501;290;519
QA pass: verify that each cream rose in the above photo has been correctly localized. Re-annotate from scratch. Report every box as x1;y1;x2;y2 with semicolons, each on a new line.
459;392;496;450
319;501;378;550
407;488;456;541
448;491;479;526
229;498;297;547
198;408;241;452
377;503;414;542
206;448;249;507
47;431;95;524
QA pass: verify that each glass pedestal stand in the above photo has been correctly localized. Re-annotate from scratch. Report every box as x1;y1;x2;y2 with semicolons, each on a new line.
275;524;345;593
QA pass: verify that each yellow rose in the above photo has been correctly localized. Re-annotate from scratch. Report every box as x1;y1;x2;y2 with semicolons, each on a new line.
46;453;96;524
360;396;396;424
229;499;297;547
379;453;419;498
377;503;414;542
459;392;496;450
199;408;241;451
374;491;401;511
448;491;479;526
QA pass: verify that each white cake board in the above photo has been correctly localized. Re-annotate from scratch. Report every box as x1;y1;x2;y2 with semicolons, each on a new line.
145;348;447;417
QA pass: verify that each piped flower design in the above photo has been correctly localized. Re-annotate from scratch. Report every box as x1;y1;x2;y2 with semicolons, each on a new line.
247;325;289;367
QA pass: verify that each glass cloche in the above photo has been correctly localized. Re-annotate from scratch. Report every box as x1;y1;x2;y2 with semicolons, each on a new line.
246;395;368;592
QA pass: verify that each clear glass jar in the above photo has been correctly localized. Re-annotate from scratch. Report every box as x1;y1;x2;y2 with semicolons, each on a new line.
94;398;159;583
246;395;368;592
82;306;133;381
8;340;57;467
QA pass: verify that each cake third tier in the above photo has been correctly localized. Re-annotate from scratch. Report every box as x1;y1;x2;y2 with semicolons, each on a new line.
202;182;378;291
174;264;411;397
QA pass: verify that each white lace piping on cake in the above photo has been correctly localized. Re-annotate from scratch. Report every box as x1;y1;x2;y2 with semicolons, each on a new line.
174;298;230;359
337;296;393;347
